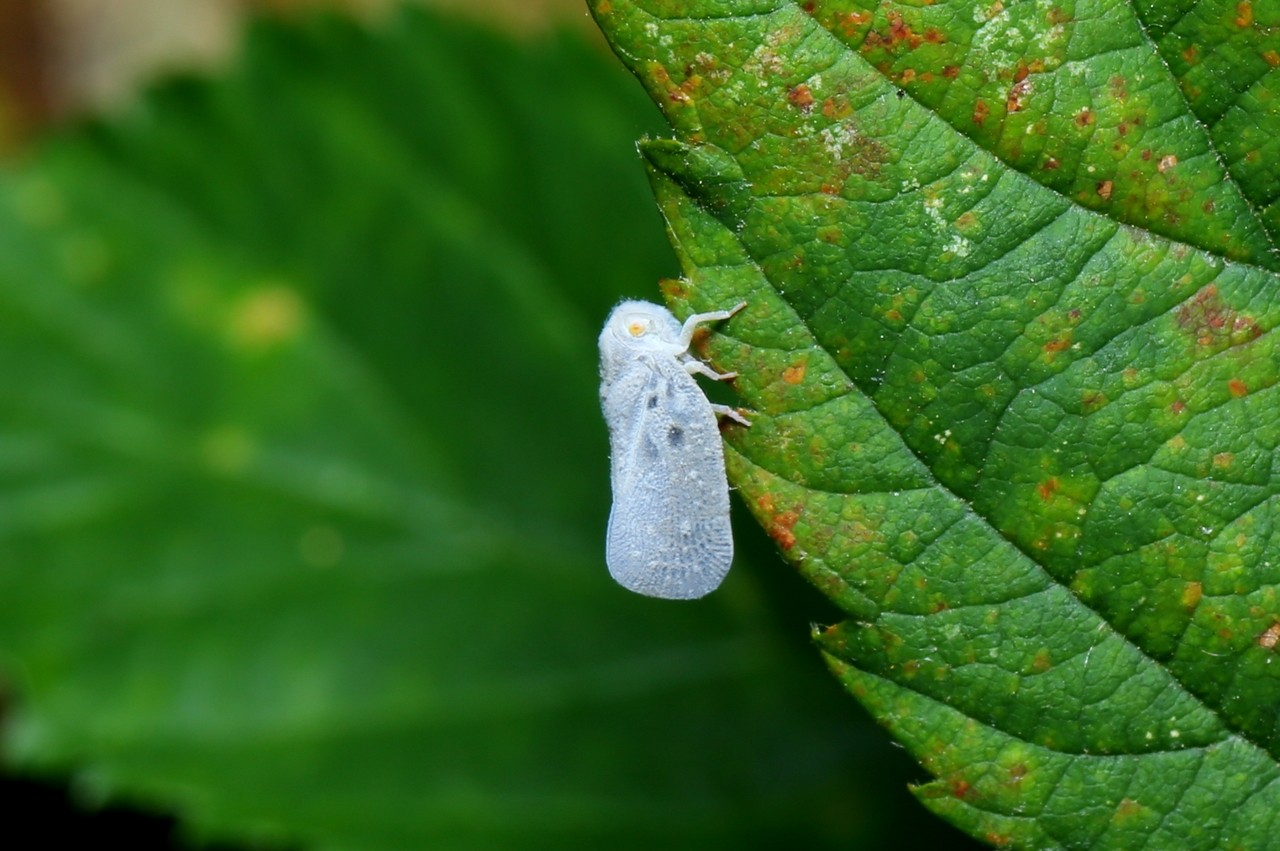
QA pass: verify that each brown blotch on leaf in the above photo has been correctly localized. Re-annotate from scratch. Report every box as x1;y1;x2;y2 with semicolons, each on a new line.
1046;6;1071;24
1109;75;1129;100
1229;378;1249;398
1183;45;1199;64
839;10;872;37
1074;107;1095;127
1264;50;1280;68
1044;156;1060;170
658;278;688;300
1257;622;1280;650
1096;180;1113;200
1176;284;1262;346
782;362;807;385
1007;78;1031;112
769;510;800;550
1043;335;1071;354
822;96;852;119
886;12;924;49
1116;799;1144;819
787;84;815;112
973;99;990;126
943;64;960;79
1236;1;1253;27
1182;581;1203;610
1158;154;1178;172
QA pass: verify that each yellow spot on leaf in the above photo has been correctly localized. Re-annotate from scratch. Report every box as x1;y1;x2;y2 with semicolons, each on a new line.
228;285;305;350
202;425;255;475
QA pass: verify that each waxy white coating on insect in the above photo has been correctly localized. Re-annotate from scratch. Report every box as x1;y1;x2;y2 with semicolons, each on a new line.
598;299;749;600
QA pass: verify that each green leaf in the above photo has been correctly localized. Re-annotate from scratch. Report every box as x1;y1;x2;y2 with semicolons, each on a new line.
590;0;1280;847
0;9;979;851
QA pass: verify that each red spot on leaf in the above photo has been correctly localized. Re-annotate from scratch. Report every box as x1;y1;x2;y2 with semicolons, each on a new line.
943;65;960;79
769;510;800;550
1229;378;1248;398
1176;284;1260;346
1236;1;1253;27
1037;478;1060;500
1044;157;1060;170
973;99;989;126
886;13;924;49
1074;108;1095;127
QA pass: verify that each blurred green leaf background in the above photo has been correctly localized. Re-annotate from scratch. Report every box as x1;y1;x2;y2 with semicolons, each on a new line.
0;2;984;848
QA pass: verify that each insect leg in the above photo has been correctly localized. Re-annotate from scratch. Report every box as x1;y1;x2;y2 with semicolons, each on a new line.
676;301;747;349
710;404;751;427
683;358;737;381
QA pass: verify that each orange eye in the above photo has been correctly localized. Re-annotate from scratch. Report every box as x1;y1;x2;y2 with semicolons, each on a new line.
628;321;646;336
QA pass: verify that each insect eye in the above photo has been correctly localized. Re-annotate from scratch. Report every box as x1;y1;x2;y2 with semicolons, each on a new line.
627;321;646;337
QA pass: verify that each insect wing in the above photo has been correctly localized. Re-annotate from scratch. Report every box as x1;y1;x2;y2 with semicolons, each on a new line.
603;354;733;600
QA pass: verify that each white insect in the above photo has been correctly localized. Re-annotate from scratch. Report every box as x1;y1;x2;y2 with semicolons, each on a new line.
598;299;749;600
